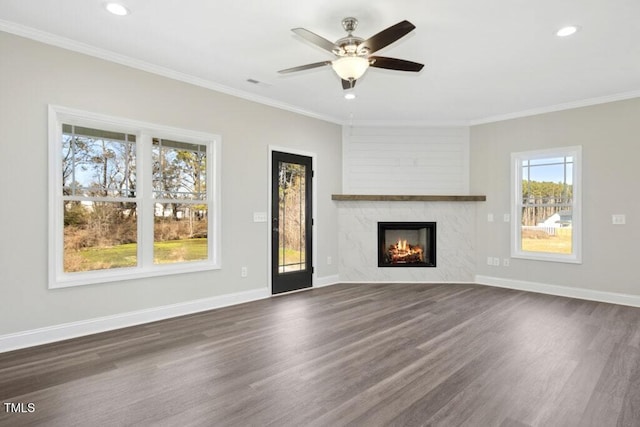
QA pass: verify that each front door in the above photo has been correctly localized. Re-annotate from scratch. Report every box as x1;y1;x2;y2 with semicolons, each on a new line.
271;151;313;294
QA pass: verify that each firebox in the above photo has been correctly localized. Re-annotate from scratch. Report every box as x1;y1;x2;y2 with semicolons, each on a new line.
378;222;436;267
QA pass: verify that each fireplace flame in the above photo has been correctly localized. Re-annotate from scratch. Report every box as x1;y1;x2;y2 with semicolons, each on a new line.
389;240;424;263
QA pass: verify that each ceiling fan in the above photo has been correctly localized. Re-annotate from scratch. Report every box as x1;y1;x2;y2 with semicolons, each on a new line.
278;17;424;90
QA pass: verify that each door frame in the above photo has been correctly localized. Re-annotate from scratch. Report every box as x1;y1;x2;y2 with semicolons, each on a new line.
268;146;317;295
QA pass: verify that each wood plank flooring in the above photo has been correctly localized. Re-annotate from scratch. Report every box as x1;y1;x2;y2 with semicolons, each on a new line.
2;283;640;426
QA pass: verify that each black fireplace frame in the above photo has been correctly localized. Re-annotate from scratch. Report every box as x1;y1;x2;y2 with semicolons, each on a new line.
378;221;436;268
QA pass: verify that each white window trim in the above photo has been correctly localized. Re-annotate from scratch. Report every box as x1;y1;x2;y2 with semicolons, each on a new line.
510;146;582;264
48;105;222;288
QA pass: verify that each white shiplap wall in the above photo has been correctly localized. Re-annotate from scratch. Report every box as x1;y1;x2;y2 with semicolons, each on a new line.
342;126;470;195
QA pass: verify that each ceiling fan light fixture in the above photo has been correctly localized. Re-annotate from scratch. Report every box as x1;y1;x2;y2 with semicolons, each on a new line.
344;92;356;100
105;2;129;16
331;56;369;81
556;25;579;37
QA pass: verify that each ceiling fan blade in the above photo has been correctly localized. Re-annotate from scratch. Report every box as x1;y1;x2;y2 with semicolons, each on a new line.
292;28;337;53
278;61;331;74
359;20;416;54
369;56;424;72
341;79;356;90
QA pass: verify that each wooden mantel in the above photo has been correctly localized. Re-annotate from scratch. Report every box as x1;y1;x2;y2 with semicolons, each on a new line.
331;194;486;202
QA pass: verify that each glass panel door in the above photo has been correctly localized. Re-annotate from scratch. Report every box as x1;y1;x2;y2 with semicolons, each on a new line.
271;151;312;294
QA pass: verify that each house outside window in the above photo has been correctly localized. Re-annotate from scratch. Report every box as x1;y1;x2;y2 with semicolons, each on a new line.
511;146;582;263
49;106;221;288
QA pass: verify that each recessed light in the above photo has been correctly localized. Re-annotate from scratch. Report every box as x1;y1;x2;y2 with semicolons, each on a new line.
105;2;129;16
556;25;579;37
344;93;356;100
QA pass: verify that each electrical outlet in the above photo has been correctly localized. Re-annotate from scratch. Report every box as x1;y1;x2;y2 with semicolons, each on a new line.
503;213;510;222
487;213;494;222
503;258;510;267
487;256;493;266
241;267;248;277
327;256;332;265
493;257;500;266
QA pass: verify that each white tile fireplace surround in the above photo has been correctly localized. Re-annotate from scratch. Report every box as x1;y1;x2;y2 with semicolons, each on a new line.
336;199;479;283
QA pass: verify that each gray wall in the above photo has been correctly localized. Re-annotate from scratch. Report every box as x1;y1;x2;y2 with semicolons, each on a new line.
0;32;342;335
470;98;640;295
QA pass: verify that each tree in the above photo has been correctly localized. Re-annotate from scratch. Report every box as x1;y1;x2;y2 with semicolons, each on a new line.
152;140;208;237
522;180;572;225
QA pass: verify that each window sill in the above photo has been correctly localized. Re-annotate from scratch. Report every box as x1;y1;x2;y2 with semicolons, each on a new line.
49;262;221;289
511;252;582;264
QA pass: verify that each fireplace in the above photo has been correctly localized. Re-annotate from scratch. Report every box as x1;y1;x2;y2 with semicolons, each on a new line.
378;222;436;267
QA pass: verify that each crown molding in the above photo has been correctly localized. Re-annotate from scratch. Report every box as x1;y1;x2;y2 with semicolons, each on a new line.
470;90;640;126
0;20;343;125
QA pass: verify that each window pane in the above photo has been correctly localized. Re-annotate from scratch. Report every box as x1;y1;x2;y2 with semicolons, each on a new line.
153;138;207;201
518;153;575;256
154;204;208;264
62;125;136;198
63;201;137;272
278;162;306;273
528;163;565;183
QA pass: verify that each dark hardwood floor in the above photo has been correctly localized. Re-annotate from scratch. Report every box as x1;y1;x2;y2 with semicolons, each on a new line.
2;283;640;426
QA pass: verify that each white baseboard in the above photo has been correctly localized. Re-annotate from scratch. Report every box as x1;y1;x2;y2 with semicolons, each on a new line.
475;275;640;308
0;287;270;353
315;275;340;288
337;280;477;285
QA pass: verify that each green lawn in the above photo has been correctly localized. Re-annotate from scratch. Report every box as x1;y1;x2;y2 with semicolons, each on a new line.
279;247;305;266
278;246;306;272
521;233;572;254
66;238;208;271
154;238;208;264
73;242;138;270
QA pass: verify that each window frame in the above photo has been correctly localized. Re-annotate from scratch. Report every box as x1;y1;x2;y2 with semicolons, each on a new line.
48;105;221;288
510;146;582;264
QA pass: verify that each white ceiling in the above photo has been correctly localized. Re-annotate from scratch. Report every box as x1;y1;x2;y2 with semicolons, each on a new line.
1;0;639;125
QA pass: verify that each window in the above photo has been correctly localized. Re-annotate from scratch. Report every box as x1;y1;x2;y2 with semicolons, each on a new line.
152;138;209;265
511;146;582;263
49;106;221;288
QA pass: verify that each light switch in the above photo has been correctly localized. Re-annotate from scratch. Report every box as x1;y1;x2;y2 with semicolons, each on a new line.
253;212;267;222
487;213;494;222
612;214;626;225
